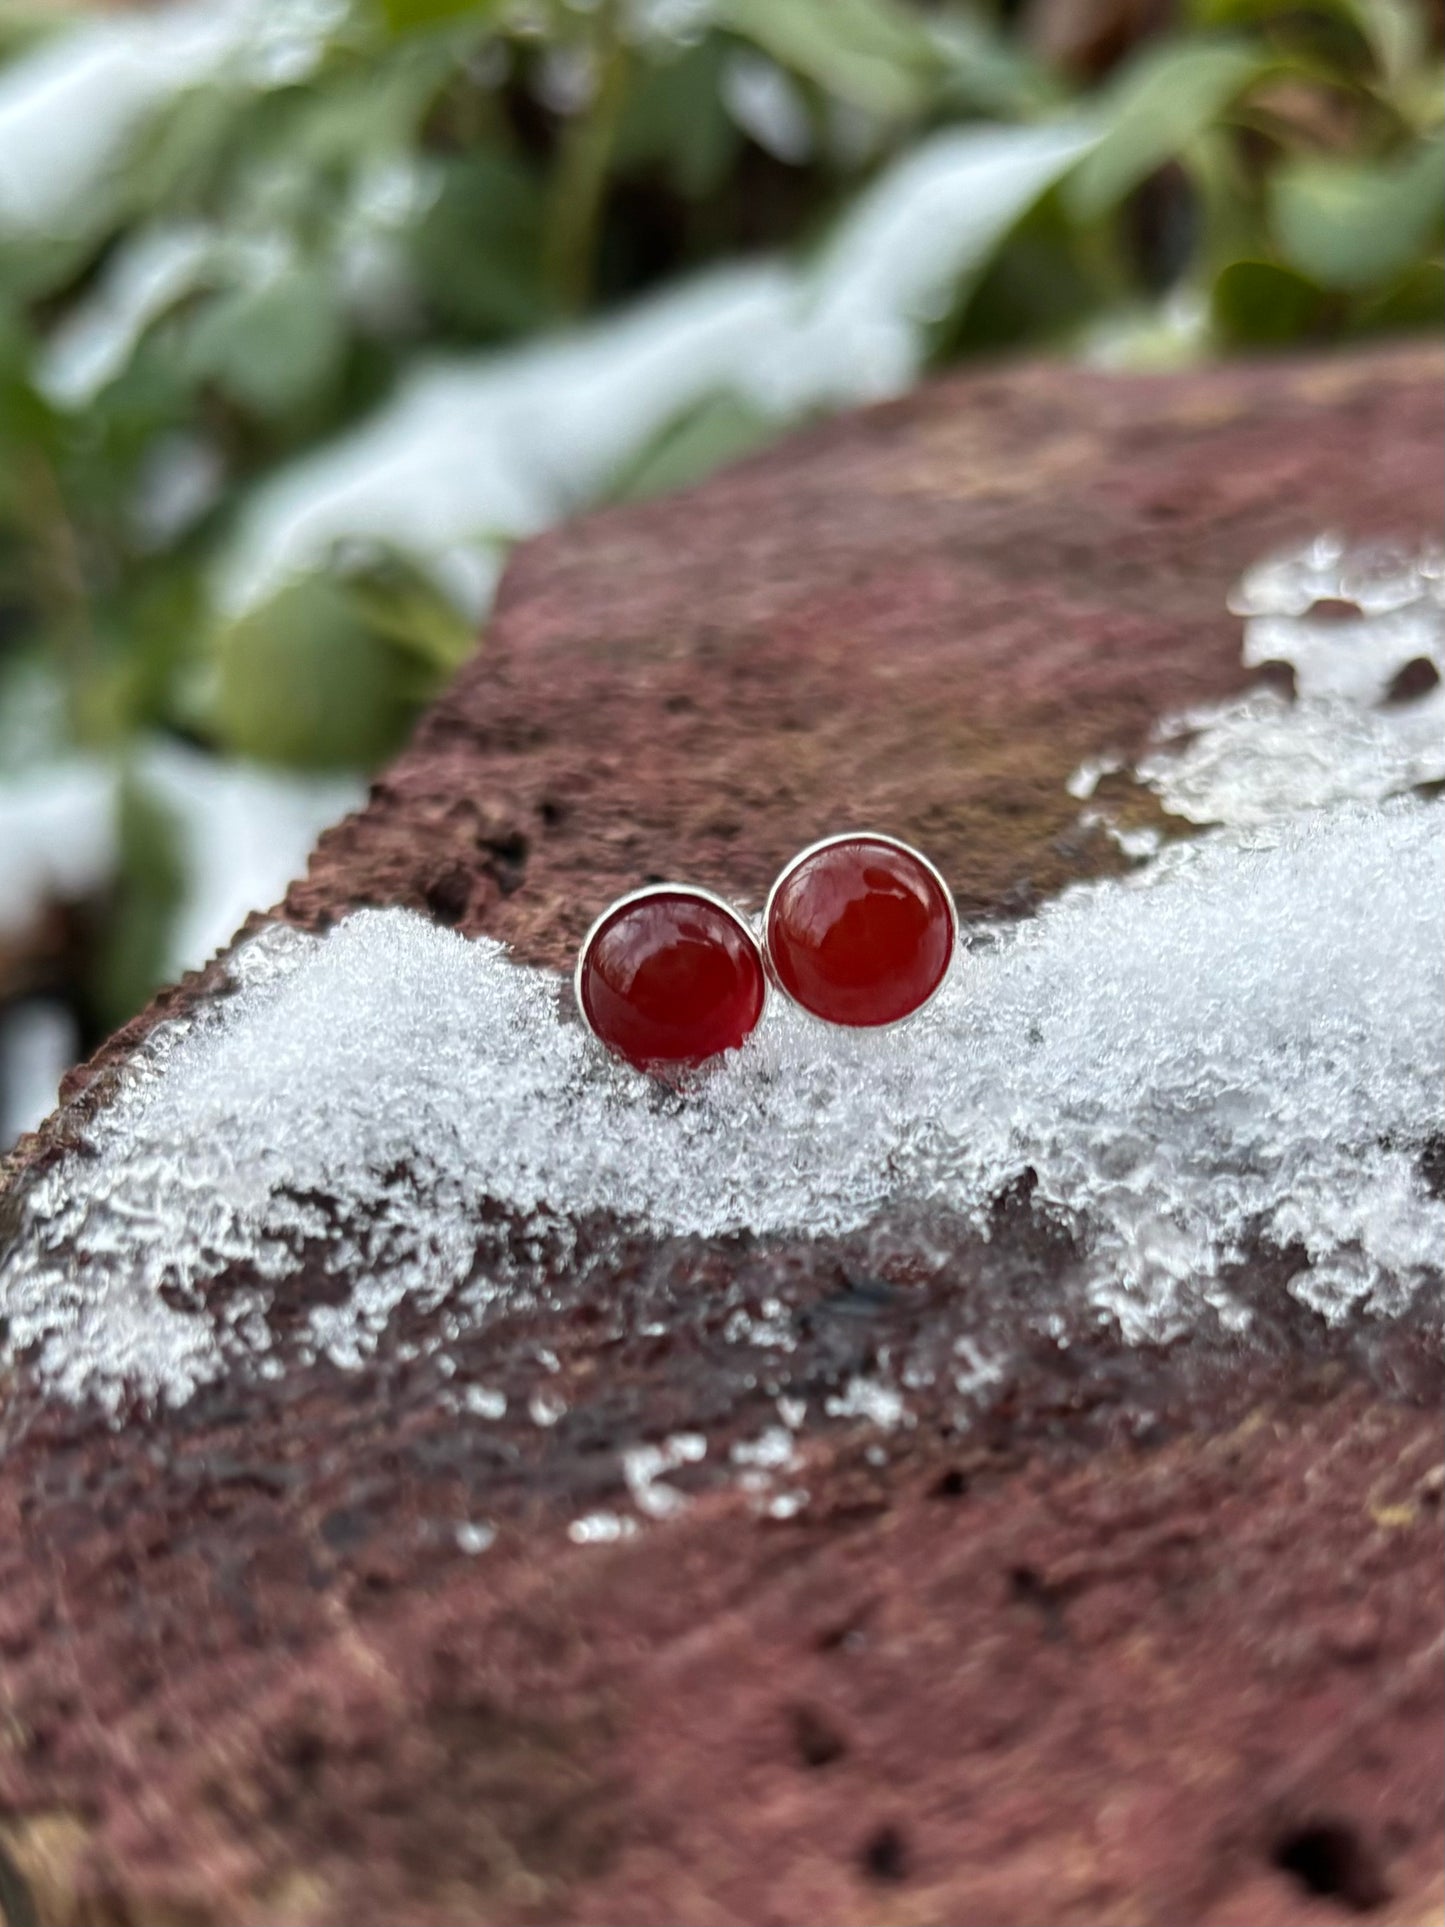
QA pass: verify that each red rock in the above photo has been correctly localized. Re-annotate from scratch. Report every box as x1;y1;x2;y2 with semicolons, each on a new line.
577;887;766;1068
1;342;1442;1927
764;833;955;1026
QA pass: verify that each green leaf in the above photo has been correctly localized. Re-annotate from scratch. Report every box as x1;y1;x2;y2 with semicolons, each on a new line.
114;566;209;733
1066;40;1268;221
1350;0;1427;90
609;390;779;503
1352;257;1445;333
1188;0;1421;88
94;766;185;1027
1272;138;1445;290
719;0;943;121
274;54;451;174
122;82;257;220
0;6;71;61
0;230;109;305
951;193;1109;353
345;553;478;673
378;0;503;33
931;13;1058;119
0;310;50;455
613;40;740;202
409;152;550;336
183;265;348;417
1211;257;1327;345
211;576;420;770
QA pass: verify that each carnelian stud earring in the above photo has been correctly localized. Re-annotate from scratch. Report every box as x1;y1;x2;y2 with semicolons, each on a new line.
576;885;767;1071
763;833;956;1028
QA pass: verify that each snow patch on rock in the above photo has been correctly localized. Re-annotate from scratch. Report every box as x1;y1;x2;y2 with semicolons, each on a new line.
1;541;1441;1409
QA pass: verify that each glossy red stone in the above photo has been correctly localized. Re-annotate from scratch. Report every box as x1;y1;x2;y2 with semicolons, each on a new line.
765;836;955;1027
577;889;766;1070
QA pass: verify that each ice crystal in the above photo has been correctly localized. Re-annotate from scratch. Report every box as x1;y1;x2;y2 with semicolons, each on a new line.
1;541;1441;1409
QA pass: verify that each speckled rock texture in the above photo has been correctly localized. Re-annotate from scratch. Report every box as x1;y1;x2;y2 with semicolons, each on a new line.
1;343;1442;1927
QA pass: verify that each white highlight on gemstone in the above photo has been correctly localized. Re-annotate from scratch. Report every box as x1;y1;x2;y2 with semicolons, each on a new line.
1;541;1441;1408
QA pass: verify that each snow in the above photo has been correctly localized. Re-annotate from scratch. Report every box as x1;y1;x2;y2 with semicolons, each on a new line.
37;224;217;407
721;53;814;165
0;741;357;1152
0;1000;78;1145
142;742;359;980
217;121;1094;617
2;540;1440;1411
1138;534;1445;825
0;760;115;941
0;0;346;241
0;741;355;983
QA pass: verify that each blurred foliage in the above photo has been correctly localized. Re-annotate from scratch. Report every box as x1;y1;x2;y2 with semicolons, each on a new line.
96;762;188;1029
0;0;1440;1018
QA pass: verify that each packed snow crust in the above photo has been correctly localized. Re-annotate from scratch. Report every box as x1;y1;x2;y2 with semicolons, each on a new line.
2;541;1441;1408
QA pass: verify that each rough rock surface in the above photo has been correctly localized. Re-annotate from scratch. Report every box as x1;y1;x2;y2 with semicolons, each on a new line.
1;343;1442;1927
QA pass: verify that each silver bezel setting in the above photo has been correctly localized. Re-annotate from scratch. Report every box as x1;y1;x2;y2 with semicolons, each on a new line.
761;830;959;1031
573;882;769;1055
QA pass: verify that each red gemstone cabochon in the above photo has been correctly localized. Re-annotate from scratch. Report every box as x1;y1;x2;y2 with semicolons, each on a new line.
579;890;766;1069
765;837;955;1027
